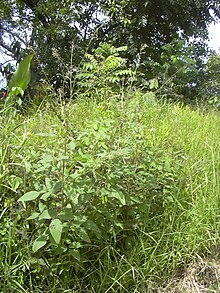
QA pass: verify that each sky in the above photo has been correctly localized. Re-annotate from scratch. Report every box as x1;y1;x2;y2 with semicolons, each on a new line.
208;21;220;52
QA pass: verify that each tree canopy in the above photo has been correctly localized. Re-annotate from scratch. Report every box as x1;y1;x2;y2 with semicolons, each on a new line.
0;0;220;97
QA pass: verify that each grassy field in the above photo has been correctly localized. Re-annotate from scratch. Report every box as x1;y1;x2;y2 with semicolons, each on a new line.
0;91;220;292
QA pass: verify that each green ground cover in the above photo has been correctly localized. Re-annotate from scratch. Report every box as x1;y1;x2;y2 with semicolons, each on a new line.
0;92;220;292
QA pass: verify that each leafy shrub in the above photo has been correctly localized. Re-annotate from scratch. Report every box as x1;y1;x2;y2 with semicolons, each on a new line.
17;102;180;270
1;92;220;291
75;43;134;97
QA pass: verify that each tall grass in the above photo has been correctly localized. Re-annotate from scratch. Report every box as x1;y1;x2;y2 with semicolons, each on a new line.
0;92;220;292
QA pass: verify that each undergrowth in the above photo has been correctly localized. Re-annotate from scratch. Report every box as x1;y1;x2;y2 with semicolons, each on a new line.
0;91;220;292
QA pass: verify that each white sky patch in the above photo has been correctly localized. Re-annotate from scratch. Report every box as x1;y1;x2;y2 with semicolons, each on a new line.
208;21;220;52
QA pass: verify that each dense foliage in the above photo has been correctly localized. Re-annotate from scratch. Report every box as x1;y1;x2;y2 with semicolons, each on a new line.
0;2;220;290
1;93;220;291
0;0;220;100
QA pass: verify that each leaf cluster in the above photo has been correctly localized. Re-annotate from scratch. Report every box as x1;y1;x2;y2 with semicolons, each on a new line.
75;43;134;96
13;99;181;265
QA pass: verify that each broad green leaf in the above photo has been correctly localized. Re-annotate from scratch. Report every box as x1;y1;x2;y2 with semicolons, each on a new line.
58;204;73;221
18;191;41;202
52;181;63;193
8;54;33;93
40;192;52;201
78;228;91;243
39;209;52;220
45;177;53;191
68;140;76;150
78;193;92;205
39;202;47;213
84;220;101;235
49;219;63;244
24;161;31;173
11;176;22;191
27;212;40;220
11;86;24;96
56;155;69;161
32;235;48;252
74;214;88;226
39;155;54;164
110;191;126;206
69;249;80;261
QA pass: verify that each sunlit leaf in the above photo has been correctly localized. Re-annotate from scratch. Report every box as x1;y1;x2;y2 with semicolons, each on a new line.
39;209;52;220
109;191;126;206
27;212;40;220
32;235;48;252
40;192;52;201
49;219;63;244
18;191;41;202
8;54;33;94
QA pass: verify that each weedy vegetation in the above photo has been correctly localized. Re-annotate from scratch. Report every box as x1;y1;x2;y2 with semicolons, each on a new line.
0;44;220;292
0;84;220;291
1;0;220;290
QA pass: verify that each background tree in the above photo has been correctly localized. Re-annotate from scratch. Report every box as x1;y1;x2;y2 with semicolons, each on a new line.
0;0;219;98
0;0;103;86
200;52;220;106
99;0;220;56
